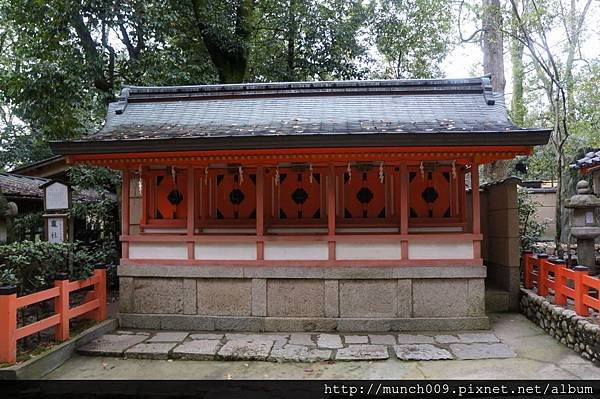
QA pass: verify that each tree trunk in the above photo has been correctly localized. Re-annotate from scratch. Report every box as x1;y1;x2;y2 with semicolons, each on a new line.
482;0;507;181
285;0;297;81
510;2;526;125
190;0;255;84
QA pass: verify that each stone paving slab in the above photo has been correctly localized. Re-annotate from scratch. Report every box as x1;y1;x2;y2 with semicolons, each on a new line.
146;332;189;343
369;335;396;345
217;339;274;361
344;335;369;344
78;334;148;357
225;334;289;342
125;343;177;360
394;344;453;361
77;329;513;363
172;340;221;360
449;343;516;360
268;344;331;363
336;345;389;361
189;333;224;340
434;334;460;344
397;334;434;344
288;333;315;346
456;333;500;343
316;334;343;349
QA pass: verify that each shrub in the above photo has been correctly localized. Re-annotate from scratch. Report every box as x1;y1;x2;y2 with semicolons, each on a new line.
518;187;548;253
0;241;97;295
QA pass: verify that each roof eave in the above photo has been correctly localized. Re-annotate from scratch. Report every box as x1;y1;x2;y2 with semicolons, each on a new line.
50;130;552;156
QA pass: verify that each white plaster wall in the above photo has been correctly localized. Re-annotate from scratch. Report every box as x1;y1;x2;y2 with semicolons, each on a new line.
143;228;187;234
336;227;399;233
408;241;474;259
267;228;328;234
408;227;463;233
129;242;188;259
195;242;257;260
264;242;329;260
336;241;401;259
201;228;256;234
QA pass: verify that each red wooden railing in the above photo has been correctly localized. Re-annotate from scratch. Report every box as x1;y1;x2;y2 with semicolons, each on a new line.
523;252;600;317
0;267;107;365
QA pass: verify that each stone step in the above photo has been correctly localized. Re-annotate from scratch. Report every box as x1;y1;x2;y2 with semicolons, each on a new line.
76;330;515;363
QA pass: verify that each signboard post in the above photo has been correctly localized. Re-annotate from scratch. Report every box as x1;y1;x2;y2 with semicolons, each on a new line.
40;181;72;244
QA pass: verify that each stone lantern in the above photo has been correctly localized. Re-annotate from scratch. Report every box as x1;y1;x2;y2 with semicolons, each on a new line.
565;180;600;274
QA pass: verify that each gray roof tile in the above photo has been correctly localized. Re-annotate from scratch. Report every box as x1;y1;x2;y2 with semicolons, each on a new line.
572;150;600;170
51;77;551;154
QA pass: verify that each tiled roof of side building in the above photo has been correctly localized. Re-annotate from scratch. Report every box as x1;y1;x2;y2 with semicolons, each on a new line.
0;172;102;202
50;76;551;155
572;150;600;171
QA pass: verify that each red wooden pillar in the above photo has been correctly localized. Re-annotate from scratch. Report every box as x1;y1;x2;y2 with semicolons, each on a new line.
91;267;107;321
140;166;148;227
54;275;70;341
471;162;481;259
554;260;567;305
256;166;265;260
471;162;481;234
327;165;336;260
574;266;590;316
187;167;195;260
399;164;409;259
538;259;548;296
0;287;17;364
121;170;130;259
200;167;209;225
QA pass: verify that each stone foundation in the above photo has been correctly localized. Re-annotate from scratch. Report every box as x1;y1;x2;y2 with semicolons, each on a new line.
118;265;489;332
520;287;600;366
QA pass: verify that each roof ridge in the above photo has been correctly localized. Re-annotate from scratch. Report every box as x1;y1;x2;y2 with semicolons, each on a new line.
118;76;490;100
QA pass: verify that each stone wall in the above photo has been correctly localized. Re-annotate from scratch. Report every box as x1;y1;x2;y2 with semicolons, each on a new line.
480;178;520;310
118;265;488;332
520;287;600;365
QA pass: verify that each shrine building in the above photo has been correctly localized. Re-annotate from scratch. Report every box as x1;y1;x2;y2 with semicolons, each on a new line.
51;77;550;331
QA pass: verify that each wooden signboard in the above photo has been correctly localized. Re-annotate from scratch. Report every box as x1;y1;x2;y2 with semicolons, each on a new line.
44;214;68;243
40;181;71;211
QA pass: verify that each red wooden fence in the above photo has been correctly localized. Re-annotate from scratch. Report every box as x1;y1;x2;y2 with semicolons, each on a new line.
0;266;107;365
523;252;600;317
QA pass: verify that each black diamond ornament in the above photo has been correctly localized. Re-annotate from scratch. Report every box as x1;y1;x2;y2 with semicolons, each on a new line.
291;188;309;205
229;189;245;205
167;190;183;205
356;187;374;204
421;187;439;204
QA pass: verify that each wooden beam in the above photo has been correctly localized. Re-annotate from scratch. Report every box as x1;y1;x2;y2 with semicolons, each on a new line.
399;164;409;260
256;166;265;260
121;171;130;259
327;165;336;260
399;164;409;234
471;162;481;235
186;167;195;260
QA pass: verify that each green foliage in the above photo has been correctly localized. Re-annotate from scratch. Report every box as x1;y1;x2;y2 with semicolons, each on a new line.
250;0;371;81
517;187;548;253
0;263;17;287
370;0;454;79
0;241;96;295
68;166;120;269
0;0;458;169
7;212;43;242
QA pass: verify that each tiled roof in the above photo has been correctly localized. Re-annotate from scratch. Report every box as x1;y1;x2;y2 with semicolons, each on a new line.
0;173;101;202
572;150;600;170
51;77;551;154
0;173;49;199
